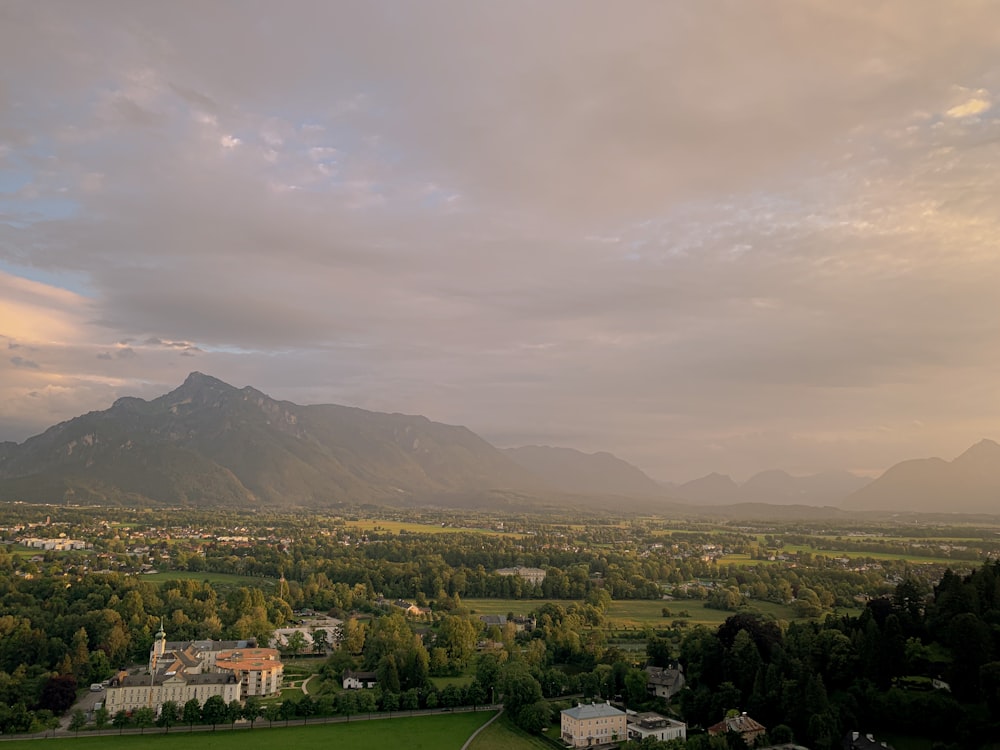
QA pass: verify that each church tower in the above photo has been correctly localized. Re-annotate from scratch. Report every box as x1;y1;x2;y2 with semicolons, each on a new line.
149;618;166;673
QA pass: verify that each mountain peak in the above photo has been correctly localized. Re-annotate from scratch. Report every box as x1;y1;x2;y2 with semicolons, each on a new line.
182;371;233;390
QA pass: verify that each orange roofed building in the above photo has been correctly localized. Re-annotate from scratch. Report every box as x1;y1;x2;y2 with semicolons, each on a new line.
215;647;284;697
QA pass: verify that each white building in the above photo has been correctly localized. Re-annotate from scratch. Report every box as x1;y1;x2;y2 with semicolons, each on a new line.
104;623;282;715
560;702;626;747
627;711;687;743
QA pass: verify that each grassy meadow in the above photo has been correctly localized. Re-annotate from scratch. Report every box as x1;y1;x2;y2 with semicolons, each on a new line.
5;714;494;750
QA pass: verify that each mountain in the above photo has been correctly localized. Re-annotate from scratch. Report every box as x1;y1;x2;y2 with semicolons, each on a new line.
671;469;869;506
741;469;870;505
675;473;741;505
0;372;540;508
503;445;664;497
842;439;1000;514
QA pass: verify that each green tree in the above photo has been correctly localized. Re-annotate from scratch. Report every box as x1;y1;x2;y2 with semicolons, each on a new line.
157;700;179;731
112;710;131;733
243;695;263;727
201;694;228;729
69;709;87;734
94;706;110;730
182;698;201;727
133;706;155;733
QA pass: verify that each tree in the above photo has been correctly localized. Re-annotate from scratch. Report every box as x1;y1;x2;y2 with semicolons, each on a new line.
201;694;228;729
157;700;179;731
517;700;552;734
227;699;243;727
69;709;88;734
94;706;110;730
133;706;155;734
38;675;78;714
183;698;201;728
312;628;329;654
243;695;263;727
285;631;308;658
499;662;544;728
112;710;131;733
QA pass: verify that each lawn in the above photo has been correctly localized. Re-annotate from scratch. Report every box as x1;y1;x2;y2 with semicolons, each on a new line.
142;571;277;588
5;714;494;750
345;519;523;538
463;597;802;627
467;713;554;750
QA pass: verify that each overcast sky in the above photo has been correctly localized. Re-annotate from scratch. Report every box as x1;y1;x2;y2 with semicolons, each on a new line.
2;2;999;482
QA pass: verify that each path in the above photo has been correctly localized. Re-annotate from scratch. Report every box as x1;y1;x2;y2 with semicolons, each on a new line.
460;707;503;750
301;675;313;695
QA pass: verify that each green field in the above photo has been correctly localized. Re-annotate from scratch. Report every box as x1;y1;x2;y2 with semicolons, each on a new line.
346;519;523;538
467;713;553;750
142;571;277;588
4;714;494;750
464;597;802;627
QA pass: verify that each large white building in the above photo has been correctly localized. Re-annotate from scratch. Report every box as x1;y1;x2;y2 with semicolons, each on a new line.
104;624;282;715
560;702;627;747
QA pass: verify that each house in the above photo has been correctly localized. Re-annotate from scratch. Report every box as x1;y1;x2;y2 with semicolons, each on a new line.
626;710;687;743
645;664;686;700
479;614;507;629
342;669;378;689
560;701;627;747
843;732;895;750
708;712;767;745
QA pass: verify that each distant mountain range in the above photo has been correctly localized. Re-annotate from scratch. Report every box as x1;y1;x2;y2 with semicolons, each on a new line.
503;445;664;496
0;372;996;515
668;469;871;507
841;439;1000;514
0;372;540;507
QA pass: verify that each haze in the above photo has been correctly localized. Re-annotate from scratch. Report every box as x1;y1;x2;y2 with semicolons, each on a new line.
2;2;999;482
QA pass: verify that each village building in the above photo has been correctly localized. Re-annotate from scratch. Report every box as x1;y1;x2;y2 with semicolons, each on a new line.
708;712;767;745
626;711;687;743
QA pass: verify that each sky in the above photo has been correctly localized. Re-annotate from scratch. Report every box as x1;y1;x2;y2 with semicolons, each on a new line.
2;2;1000;483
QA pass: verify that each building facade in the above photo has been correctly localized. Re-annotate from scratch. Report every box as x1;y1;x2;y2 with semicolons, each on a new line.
627;711;687;743
560;702;627;747
104;624;282;715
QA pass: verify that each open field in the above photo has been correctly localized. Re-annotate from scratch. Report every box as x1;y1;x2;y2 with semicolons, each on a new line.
141;571;277;588
464;597;803;627
344;519;523;538
467;713;553;750
2;714;494;750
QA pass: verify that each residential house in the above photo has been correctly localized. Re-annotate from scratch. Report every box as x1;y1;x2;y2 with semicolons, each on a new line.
342;669;378;689
708;712;767;745
626;711;687;743
645;664;686;700
560;702;627;747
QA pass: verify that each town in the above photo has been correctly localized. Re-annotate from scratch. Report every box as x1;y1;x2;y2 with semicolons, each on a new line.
0;501;998;749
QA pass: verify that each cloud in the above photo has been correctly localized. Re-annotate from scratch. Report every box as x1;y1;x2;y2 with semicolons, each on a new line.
1;2;999;480
10;356;40;369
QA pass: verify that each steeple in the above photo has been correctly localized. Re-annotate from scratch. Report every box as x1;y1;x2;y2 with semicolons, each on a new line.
149;618;167;672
